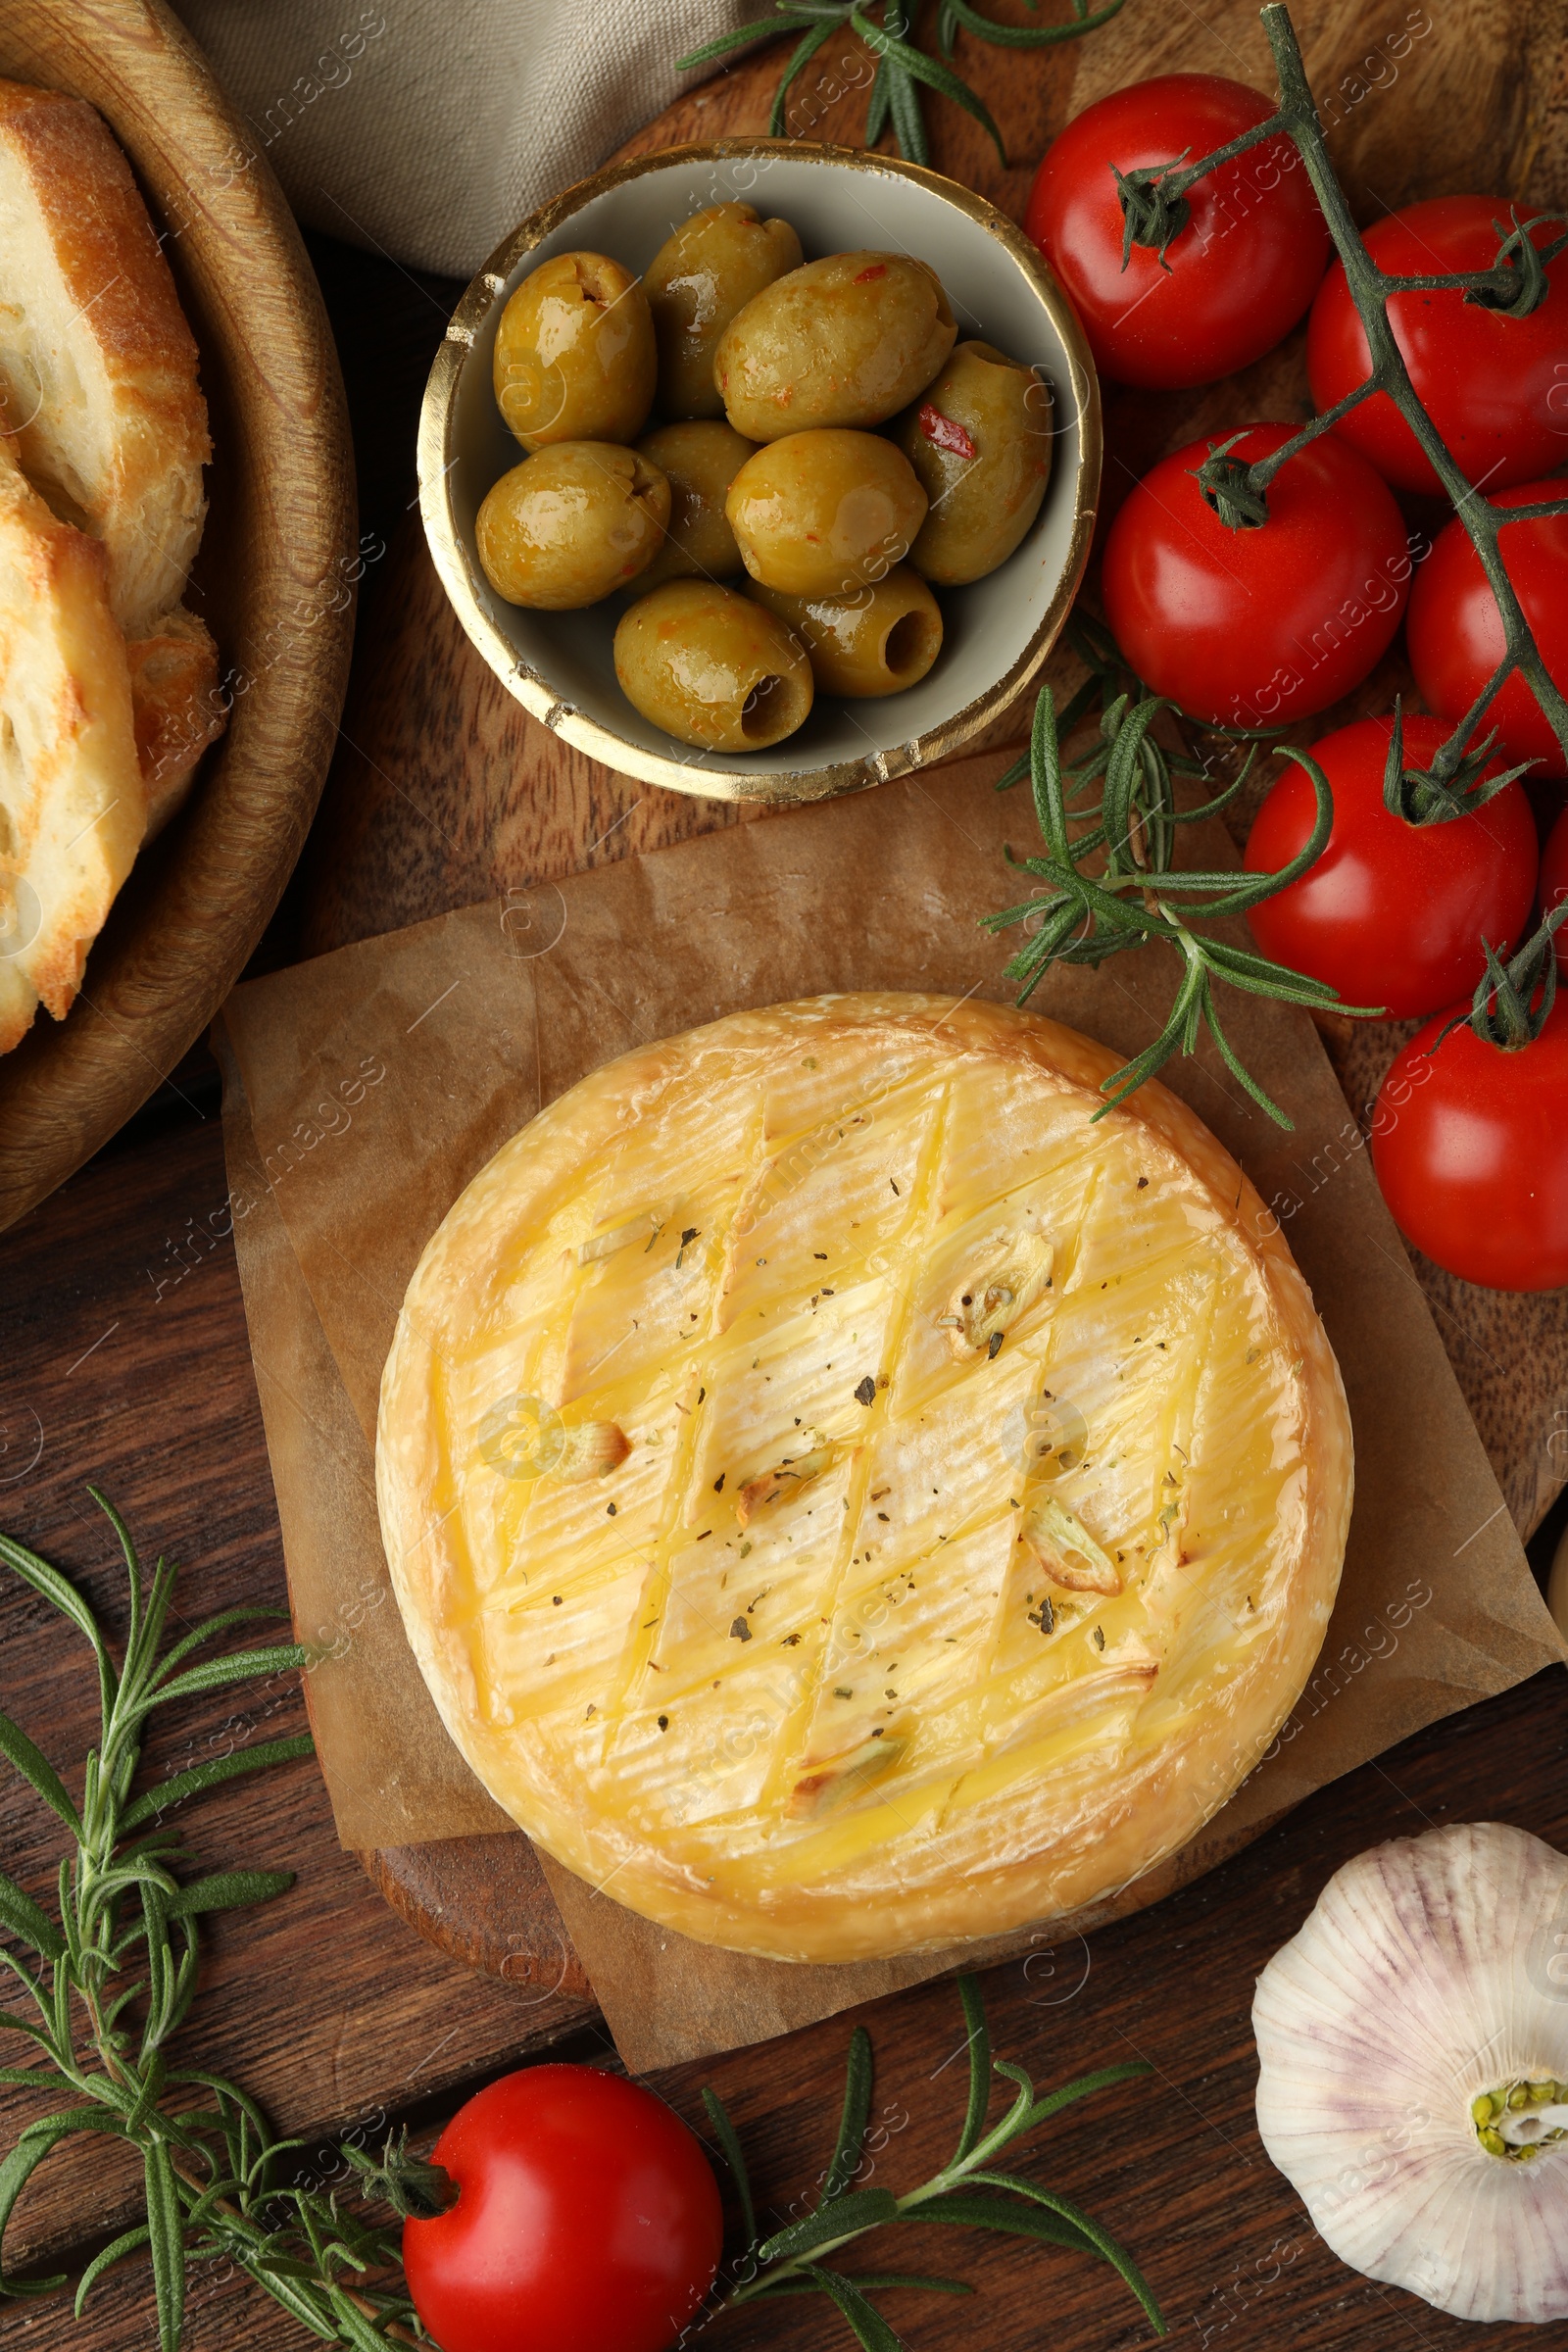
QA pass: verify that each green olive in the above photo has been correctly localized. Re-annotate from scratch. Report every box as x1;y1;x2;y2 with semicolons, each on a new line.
714;251;956;440
614;579;813;750
493;251;657;450
644;203;804;420
725;430;927;599
634;420;756;590
476;443;670;609
892;340;1054;586
748;565;942;698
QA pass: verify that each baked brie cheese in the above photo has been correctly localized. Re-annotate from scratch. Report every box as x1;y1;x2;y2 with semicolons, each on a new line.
377;995;1351;1963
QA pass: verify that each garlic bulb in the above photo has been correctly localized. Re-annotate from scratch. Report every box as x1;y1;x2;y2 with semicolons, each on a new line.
1253;1822;1568;2324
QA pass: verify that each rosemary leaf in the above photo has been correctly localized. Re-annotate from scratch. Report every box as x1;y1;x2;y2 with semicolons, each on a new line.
823;2023;875;2202
942;0;1131;43
702;2083;758;2249
0;2112;125;2293
864;54;893;144
674;9;814;73
911;2187;1094;2248
0;1871;66;1962
0;1710;82;1838
144;2138;185;2352
951;1973;992;2162
150;1605;296;1686
853;5;1007;165
1012;2056;1156;2131
762;2271;975;2294
74;2223;153;2316
760;2185;902;2261
965;2169;1166;2331
120;1734;317;1832
150;1643;309;1707
163;1870;296;1920
768;17;844;135
0;1532;116;1712
802;2263;908;2351
325;2281;400;2352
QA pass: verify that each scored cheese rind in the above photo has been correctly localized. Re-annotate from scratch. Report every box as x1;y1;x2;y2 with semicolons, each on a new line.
377;995;1352;1964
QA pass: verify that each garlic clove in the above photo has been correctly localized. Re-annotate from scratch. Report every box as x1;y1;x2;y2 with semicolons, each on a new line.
791;1733;907;1816
1253;1821;1568;2324
936;1217;1054;1359
1018;1494;1121;1595
555;1421;632;1483
735;1444;835;1529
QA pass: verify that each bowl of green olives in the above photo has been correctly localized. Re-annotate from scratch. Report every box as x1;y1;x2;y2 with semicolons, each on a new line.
419;138;1100;805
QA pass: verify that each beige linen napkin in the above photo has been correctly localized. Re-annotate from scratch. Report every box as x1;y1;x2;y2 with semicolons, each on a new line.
168;0;772;277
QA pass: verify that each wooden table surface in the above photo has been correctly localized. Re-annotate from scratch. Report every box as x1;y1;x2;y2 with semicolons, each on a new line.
4;5;1568;2349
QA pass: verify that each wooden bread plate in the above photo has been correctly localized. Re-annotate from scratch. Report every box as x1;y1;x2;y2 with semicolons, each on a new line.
296;0;1568;1984
0;0;356;1232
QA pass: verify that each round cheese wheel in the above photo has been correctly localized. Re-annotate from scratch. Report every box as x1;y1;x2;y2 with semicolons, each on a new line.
376;995;1351;1963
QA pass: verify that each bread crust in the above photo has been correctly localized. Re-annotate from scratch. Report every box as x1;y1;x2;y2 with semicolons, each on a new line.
127;605;222;836
0;77;209;637
378;995;1353;1964
0;436;143;1043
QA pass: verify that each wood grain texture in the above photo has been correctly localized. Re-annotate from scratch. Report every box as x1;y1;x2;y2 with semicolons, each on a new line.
0;1111;596;2285
0;0;357;1232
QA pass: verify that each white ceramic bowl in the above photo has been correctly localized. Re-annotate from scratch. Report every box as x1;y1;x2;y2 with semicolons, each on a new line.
419;138;1100;806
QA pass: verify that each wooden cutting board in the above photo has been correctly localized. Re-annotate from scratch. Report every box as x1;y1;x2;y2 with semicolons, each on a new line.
298;0;1568;1983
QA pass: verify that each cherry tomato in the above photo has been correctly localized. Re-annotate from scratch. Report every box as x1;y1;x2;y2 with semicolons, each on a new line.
1306;197;1568;496
1543;802;1568;967
1026;74;1329;388
1101;423;1410;727
1405;483;1568;781
1372;995;1568;1290
403;2066;722;2352
1245;715;1539;1015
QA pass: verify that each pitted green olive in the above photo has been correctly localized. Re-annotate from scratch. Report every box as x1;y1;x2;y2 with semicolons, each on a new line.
644;203;804;420
748;565;943;698
725;430;927;599
893;340;1054;586
634;420;756;589
614;579;813;751
714;251;956;440
493;251;657;450
476;443;670;609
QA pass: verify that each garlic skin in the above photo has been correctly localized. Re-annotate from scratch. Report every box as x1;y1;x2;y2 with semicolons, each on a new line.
1253;1822;1568;2324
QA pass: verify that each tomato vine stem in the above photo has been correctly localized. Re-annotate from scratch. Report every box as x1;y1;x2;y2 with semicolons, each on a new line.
1122;3;1568;808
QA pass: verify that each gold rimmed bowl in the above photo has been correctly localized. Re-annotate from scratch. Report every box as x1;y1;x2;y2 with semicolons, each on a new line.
419;138;1101;807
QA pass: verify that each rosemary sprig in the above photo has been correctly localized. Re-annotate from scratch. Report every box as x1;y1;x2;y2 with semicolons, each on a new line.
0;1499;421;2349
702;1974;1165;2347
0;1508;1172;2352
677;0;1131;168
986;620;1380;1125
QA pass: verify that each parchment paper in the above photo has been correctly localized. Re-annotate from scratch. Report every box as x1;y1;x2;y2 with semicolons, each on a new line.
218;747;1567;2071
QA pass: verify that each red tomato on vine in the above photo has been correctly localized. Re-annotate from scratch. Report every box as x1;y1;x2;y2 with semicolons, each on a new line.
1245;715;1539;1017
1026;74;1329;389
402;2066;723;2352
1101;423;1410;727
1406;483;1568;781
1372;998;1568;1291
1306;197;1568;495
